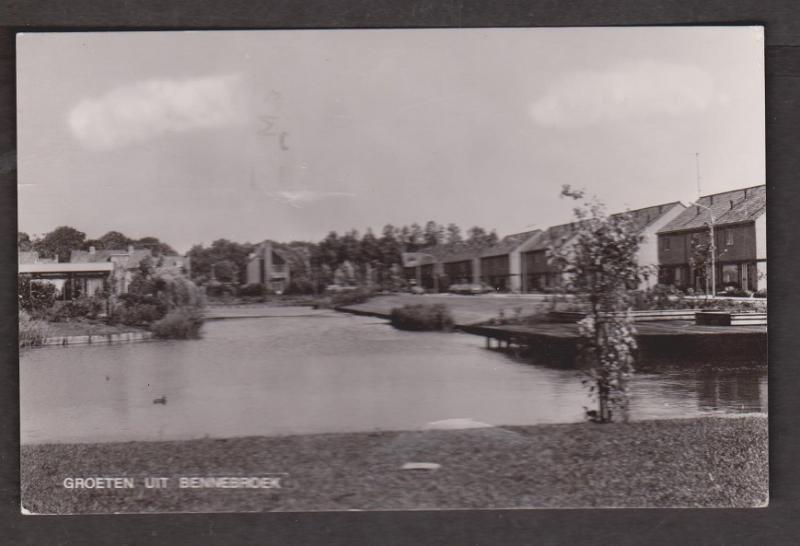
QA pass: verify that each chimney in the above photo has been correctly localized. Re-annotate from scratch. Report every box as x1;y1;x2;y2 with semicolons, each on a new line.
744;188;748;198
730;199;735;210
709;195;714;205
696;206;701;216
127;244;134;255
89;245;96;255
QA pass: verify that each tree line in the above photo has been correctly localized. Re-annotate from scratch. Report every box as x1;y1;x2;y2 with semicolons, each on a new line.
21;221;500;291
18;227;176;263
188;221;499;291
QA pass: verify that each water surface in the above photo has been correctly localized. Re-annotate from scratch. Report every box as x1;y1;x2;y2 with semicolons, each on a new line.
20;307;767;444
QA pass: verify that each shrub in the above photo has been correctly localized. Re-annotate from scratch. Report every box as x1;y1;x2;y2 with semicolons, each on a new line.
18;278;58;314
754;288;767;299
630;284;689;311
19;310;49;348
285;279;316;295
151;307;204;339
47;296;107;321
237;283;268;297
720;287;754;298
111;303;164;326
330;287;376;307
389;304;454;331
204;281;237;298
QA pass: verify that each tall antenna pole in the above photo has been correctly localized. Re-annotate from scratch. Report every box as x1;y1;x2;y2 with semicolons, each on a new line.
695;152;702;197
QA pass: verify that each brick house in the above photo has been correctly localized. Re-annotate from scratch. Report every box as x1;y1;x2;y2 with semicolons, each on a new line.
519;201;685;292
657;185;766;293
478;230;542;292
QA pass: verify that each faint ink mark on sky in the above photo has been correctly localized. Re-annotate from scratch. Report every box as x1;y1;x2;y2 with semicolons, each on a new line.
266;189;356;208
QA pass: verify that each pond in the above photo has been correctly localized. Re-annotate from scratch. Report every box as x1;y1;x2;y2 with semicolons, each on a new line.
20;307;767;444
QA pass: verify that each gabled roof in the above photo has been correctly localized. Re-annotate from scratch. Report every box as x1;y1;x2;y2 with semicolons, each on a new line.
613;202;683;232
522;222;586;253
70;248;153;269
521;201;682;253
424;241;495;264
480;229;542;258
251;240;309;269
658;185;766;234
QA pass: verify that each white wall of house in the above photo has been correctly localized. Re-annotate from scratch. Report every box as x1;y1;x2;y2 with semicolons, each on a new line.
637;204;685;290
508;249;521;292
755;212;767;290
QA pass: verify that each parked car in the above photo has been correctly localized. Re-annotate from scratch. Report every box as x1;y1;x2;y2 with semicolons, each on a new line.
409;286;426;295
448;282;494;295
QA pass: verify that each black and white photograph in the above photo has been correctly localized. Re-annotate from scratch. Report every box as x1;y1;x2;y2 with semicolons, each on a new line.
16;27;767;514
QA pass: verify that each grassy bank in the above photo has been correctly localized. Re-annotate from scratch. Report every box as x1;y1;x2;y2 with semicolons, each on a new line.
21;416;767;513
42;319;149;337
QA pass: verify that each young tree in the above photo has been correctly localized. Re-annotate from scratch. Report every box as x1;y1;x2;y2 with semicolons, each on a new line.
549;185;642;423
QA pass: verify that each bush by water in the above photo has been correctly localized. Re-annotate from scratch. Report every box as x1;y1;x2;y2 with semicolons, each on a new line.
389;304;454;331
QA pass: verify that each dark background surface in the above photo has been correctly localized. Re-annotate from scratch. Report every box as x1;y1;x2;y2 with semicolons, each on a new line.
1;1;798;544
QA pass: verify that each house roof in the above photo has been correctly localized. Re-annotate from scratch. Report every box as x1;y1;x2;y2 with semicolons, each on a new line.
251;240;310;270
658;185;766;234
522;222;585;252
70;248;153;269
20;262;114;274
18;251;39;264
480;229;542;258
423;241;496;264
521;201;683;253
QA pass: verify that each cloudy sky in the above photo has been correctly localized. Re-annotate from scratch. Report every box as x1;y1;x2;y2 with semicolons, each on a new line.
17;27;764;252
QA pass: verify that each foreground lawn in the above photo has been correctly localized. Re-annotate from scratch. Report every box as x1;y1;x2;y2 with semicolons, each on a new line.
21;416;767;513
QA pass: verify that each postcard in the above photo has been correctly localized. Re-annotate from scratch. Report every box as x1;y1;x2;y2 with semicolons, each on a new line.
17;27;767;513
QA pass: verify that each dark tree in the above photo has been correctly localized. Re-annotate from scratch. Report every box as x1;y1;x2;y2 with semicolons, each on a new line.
98;230;134;250
18;232;32;251
33;226;86;262
445;223;462;244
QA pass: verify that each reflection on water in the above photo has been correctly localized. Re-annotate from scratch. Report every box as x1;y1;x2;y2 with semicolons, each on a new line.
20;308;767;444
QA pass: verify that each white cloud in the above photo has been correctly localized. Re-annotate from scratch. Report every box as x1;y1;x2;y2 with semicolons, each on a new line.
68;74;247;150
529;61;715;128
268;189;356;208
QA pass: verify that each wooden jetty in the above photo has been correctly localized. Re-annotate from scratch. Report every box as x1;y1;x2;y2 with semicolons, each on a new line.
459;320;768;364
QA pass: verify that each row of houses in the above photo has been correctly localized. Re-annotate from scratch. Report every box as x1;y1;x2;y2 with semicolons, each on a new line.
19;245;190;300
402;185;767;294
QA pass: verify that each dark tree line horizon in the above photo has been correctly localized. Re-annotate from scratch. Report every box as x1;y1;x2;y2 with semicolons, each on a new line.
18;227;177;263
20;221;500;289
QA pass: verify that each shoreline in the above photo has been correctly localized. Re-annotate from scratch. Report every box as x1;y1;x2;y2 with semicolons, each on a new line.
21;415;768;513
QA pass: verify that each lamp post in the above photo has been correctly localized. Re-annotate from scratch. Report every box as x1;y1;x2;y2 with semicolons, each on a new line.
681;201;716;297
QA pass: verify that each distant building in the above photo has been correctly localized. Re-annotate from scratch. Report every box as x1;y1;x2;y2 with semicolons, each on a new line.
20;249;114;301
157;255;191;276
657;185;766;293
402;241;493;292
245;240;292;294
479;230;542;292
519;201;685;292
70;245;153;294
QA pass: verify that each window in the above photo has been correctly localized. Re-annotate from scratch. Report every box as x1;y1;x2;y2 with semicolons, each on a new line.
722;264;739;286
663;238;671;251
725;229;734;246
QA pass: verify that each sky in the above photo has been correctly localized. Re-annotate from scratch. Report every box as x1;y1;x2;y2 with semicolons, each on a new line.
17;27;765;253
